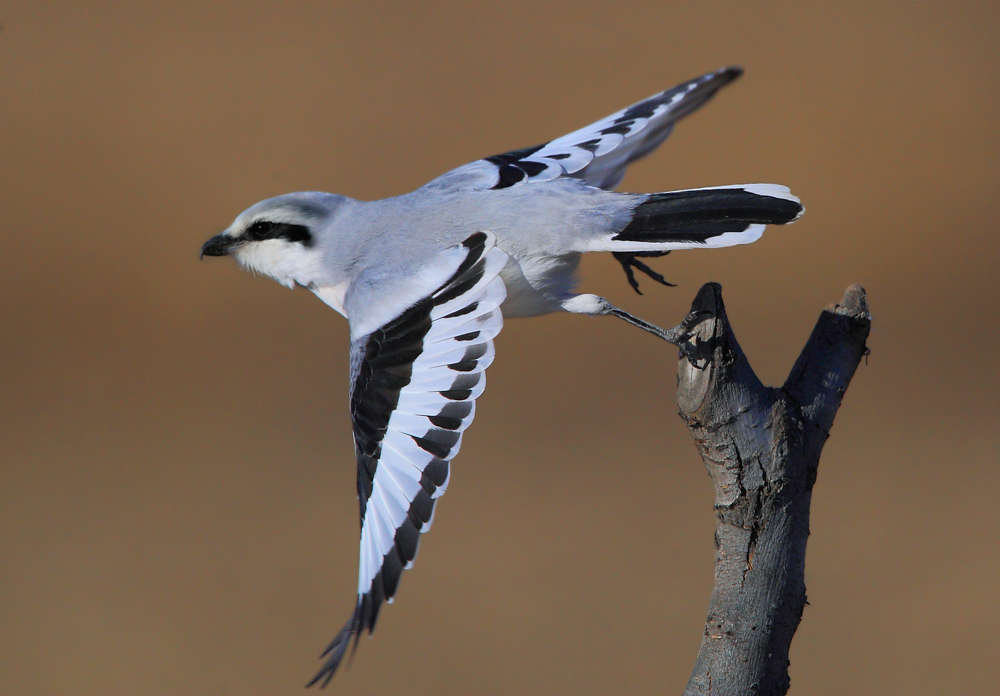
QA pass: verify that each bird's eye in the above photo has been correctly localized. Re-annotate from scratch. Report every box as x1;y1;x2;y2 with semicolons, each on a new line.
247;220;275;240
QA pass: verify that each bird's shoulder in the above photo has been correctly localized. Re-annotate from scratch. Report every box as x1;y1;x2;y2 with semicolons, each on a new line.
418;159;504;194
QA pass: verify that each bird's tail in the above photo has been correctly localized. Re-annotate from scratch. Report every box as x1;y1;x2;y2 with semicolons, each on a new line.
591;184;804;253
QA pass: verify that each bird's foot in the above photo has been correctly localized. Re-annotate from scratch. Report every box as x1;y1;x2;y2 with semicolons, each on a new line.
612;251;675;295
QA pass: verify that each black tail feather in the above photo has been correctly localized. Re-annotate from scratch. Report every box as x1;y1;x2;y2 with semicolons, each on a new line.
614;186;803;244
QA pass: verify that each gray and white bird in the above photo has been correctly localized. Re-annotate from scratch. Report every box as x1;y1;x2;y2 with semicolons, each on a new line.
201;66;803;686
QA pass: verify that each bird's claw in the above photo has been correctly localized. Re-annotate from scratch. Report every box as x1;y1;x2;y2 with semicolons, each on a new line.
681;308;715;330
677;334;704;368
613;251;675;295
669;309;715;368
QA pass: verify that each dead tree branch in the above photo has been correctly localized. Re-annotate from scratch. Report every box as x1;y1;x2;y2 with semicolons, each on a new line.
672;283;871;696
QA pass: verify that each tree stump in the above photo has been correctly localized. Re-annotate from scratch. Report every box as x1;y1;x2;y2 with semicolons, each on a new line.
672;283;872;696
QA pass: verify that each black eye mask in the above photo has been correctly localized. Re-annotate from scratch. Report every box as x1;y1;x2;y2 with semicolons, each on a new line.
246;220;313;246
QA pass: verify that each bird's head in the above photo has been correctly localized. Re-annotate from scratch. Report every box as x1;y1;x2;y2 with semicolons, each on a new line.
200;192;347;288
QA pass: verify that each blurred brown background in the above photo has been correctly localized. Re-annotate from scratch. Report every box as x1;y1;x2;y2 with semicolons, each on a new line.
2;2;998;694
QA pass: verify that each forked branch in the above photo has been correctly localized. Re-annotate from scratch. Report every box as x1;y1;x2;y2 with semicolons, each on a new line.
672;283;871;696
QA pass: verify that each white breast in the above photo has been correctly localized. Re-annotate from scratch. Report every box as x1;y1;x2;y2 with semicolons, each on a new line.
312;281;350;318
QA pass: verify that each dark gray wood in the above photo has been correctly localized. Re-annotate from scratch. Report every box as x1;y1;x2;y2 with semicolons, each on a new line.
672;283;871;696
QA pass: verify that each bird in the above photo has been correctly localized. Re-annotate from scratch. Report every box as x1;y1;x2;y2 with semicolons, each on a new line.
200;66;803;686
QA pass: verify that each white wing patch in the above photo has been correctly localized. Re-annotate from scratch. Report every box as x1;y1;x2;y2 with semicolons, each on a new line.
308;231;506;687
358;237;505;591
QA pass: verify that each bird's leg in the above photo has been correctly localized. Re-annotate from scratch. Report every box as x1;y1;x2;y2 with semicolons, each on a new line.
606;306;706;367
562;294;707;366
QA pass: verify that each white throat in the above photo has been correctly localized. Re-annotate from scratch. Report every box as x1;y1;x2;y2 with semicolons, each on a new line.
235;240;325;289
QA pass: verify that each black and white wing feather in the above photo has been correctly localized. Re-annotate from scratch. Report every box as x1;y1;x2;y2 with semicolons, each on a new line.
308;231;507;687
482;66;743;191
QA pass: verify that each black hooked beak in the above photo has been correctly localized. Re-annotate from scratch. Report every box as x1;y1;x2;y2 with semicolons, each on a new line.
200;233;242;259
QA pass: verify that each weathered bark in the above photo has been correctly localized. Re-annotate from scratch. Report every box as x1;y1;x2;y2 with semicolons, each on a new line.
673;283;871;696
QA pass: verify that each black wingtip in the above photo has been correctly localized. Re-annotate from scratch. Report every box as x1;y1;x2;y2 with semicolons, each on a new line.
306;600;367;689
703;66;743;90
306;621;354;689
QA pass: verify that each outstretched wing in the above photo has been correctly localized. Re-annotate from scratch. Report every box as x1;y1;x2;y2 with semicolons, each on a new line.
481;66;742;191
308;231;507;687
